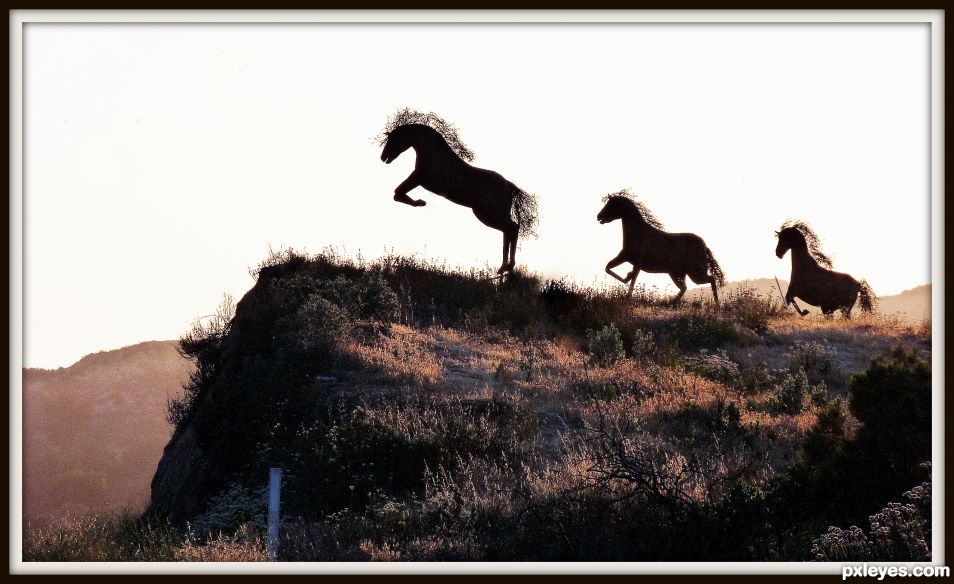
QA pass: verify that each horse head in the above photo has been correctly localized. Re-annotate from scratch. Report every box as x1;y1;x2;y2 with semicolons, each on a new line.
775;221;833;267
380;125;415;164
597;195;635;224
775;226;802;258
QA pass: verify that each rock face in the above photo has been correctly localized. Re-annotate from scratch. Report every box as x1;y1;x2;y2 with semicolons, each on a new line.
146;256;369;523
146;266;281;523
146;418;214;523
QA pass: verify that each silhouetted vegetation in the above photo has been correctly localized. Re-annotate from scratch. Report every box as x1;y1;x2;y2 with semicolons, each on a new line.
30;249;930;562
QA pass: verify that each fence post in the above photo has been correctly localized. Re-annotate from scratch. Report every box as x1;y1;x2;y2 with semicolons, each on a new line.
267;467;282;560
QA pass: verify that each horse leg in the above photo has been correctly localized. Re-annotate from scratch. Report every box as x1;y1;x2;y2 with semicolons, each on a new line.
605;253;632;285
498;222;519;275
626;268;641;297
669;274;687;305
506;221;518;272
393;172;426;207
790;299;809;316
689;271;719;309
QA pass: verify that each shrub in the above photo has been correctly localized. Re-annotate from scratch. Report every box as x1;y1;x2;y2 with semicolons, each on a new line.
786;340;838;383
282;294;351;364
585;324;625;367
811;473;932;561
359;272;402;323
519;340;537;381
721;286;784;334
684;349;740;383
630;328;657;361
167;294;235;430
662;311;742;350
768;369;826;414
772;348;932;557
188;483;267;540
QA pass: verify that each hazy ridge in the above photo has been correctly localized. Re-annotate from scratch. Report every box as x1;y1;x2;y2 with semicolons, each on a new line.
23;340;190;524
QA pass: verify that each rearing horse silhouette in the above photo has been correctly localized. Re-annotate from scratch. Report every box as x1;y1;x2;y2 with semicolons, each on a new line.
378;109;538;275
597;190;725;306
775;220;875;317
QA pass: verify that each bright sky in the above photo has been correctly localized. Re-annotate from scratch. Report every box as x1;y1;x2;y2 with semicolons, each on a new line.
23;22;931;369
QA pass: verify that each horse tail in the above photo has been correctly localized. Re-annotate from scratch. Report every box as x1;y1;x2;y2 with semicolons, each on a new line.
858;279;876;313
706;247;726;288
512;186;539;239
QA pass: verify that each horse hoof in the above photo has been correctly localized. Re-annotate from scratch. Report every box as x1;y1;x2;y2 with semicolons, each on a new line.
413;200;427;207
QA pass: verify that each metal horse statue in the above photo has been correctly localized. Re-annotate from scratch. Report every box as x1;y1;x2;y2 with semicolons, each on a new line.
378;108;538;275
597;190;725;306
774;220;875;317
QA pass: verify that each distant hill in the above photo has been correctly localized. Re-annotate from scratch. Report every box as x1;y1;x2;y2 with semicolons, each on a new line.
876;284;931;324
687;279;930;324
23;340;191;525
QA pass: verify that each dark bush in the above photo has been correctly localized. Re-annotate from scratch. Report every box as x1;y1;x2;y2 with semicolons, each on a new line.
770;347;932;558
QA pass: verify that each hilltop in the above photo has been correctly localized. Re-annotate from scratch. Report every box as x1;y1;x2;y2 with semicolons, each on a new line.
119;250;929;562
686;278;931;325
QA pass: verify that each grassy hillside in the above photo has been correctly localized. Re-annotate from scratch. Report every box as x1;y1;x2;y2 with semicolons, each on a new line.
687;279;931;325
25;250;932;562
23;341;191;525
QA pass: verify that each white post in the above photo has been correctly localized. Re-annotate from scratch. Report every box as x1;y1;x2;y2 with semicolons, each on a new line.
267;467;282;560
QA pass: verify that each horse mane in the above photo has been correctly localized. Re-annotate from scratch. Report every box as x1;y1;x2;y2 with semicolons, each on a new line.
377;108;476;162
601;189;665;229
777;219;833;269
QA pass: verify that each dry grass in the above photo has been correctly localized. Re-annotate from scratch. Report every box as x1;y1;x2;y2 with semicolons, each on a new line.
341;324;445;388
174;525;266;561
23;513;266;562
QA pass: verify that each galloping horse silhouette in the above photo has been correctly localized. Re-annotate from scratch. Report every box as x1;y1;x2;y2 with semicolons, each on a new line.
775;220;875;317
378;109;538;275
597;190;725;306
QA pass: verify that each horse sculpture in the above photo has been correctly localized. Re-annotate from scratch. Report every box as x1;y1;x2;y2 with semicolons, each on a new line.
597;190;725;306
775;220;875;317
378;108;538;275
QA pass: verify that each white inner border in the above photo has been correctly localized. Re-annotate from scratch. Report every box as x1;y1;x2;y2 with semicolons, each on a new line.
9;8;945;576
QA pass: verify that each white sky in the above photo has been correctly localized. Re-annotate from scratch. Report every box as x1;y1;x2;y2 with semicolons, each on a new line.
23;22;931;369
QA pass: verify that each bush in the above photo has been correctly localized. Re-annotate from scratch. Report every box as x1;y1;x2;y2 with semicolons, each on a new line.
771;348;932;558
785;340;838;383
630;328;657;361
188;483;267;540
721;286;784;335
684;349;740;383
768;369;826;414
662;311;742;350
282;295;351;364
519;340;537;381
812;472;932;561
585;324;625;367
167;294;235;430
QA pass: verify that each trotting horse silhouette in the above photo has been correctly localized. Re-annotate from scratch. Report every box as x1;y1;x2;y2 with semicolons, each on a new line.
597;190;725;306
378;108;538;275
775;220;875;317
